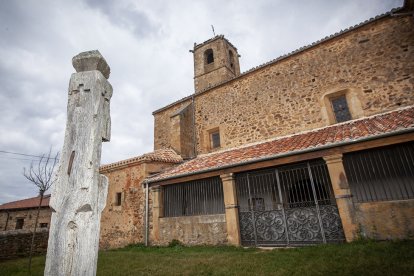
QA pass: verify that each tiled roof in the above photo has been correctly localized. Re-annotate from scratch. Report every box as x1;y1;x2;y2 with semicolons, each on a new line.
100;148;183;172
148;106;414;183
152;7;403;115
0;195;50;211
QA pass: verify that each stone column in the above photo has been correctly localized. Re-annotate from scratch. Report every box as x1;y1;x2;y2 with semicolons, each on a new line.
323;154;358;241
220;173;241;246
151;185;163;243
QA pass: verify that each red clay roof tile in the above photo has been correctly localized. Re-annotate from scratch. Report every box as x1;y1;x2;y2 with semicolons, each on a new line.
148;106;414;183
0;195;50;210
100;148;183;172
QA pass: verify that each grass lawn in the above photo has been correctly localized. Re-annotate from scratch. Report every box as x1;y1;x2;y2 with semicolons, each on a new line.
1;240;413;275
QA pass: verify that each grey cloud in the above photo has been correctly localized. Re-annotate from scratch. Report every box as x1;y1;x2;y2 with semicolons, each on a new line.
0;0;404;204
84;0;161;39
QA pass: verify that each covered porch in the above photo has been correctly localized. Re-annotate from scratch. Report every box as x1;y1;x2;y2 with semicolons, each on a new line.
147;107;414;246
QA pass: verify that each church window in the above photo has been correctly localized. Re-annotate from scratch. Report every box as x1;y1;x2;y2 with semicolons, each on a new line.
205;49;214;64
15;218;24;229
40;223;48;228
115;192;122;206
229;50;234;69
210;130;221;149
322;88;363;125
330;95;352;123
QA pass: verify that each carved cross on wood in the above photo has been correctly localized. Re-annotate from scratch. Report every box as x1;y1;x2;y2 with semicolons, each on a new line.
45;50;112;276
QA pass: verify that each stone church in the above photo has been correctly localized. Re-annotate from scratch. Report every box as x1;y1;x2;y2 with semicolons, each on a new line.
3;2;412;250
98;1;414;249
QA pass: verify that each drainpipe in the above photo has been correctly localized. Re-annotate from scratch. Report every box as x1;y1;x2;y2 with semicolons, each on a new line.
144;180;149;246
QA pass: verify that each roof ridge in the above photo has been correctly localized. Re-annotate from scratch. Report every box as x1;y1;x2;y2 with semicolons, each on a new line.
0;194;51;210
0;194;50;206
100;148;183;171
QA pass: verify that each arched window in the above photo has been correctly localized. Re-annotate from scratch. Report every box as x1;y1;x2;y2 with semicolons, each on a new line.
205;49;214;64
229;50;234;69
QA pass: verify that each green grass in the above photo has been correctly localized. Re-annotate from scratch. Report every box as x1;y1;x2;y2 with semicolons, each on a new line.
1;240;414;275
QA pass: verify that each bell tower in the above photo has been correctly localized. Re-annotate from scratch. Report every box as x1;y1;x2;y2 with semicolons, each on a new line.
192;35;241;93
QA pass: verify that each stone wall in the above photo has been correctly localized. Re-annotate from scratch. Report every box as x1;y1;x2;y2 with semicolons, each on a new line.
0;208;52;231
154;99;192;152
0;229;49;260
180;103;195;159
100;162;172;249
193;36;240;93
100;162;146;249
157;214;227;246
153;15;414;155
169;103;195;159
355;199;414;240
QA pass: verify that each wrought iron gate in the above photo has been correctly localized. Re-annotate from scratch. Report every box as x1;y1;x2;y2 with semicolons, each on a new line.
235;159;345;246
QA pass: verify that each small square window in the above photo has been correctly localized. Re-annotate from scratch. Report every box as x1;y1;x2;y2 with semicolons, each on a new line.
15;218;24;230
115;192;122;206
331;95;352;123
40;223;48;228
211;131;221;149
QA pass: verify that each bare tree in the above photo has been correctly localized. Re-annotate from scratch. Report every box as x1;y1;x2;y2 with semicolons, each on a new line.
23;148;59;274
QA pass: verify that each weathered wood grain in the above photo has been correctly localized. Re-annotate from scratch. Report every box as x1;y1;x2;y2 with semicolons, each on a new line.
44;51;112;276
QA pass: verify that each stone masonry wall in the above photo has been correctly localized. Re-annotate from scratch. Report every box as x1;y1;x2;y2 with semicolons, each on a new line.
157;214;227;246
0;229;49;260
193;37;240;93
169;103;195;159
100;162;172;249
0;208;51;231
180;102;195;159
154;99;192;152
195;66;237;95
194;16;414;153
355;199;414;240
153;15;414;155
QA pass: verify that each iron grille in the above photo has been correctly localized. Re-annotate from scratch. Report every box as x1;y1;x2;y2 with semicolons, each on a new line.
343;142;414;202
236;160;336;212
235;159;344;246
163;176;225;217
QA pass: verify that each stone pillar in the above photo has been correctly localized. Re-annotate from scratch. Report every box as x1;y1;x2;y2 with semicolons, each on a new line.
151;185;163;243
323;154;358;241
45;50;112;276
220;173;241;246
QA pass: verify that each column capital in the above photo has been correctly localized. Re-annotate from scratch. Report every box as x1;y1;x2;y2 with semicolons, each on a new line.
220;173;235;182
323;153;343;164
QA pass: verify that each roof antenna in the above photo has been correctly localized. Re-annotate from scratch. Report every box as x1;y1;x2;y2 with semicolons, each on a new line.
211;25;216;37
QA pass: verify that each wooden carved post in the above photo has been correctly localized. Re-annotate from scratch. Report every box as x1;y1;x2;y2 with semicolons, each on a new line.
44;50;112;276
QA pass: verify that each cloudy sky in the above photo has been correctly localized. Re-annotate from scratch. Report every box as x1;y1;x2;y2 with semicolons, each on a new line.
0;0;403;204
